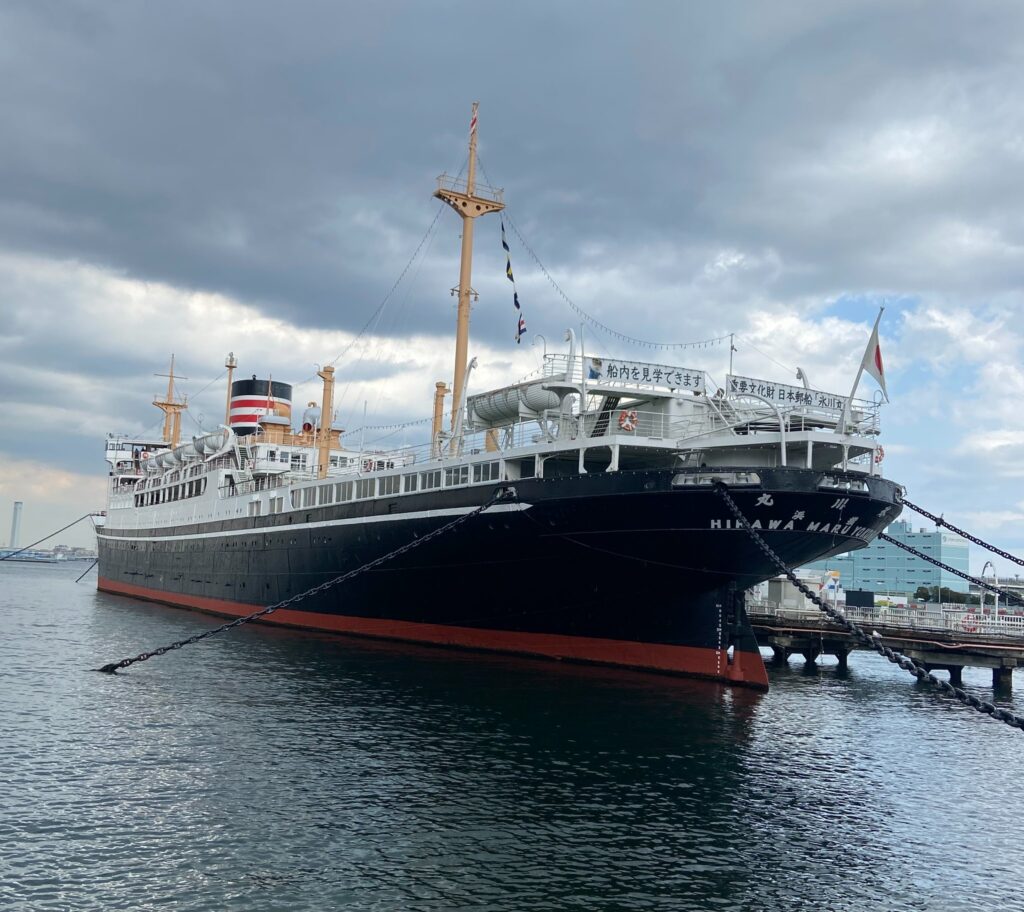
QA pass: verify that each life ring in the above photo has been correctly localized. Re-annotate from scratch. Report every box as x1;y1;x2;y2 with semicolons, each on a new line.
618;409;639;432
140;450;150;460
874;445;885;464
960;613;978;634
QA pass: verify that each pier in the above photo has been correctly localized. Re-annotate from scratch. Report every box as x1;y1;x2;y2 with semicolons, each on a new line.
748;600;1024;689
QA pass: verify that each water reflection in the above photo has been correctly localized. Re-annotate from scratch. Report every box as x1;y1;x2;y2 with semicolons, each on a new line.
1;563;1021;911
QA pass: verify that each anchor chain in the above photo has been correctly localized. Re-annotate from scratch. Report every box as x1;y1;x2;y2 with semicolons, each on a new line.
879;534;1023;607
96;486;518;674
713;483;1024;732
902;498;1024;571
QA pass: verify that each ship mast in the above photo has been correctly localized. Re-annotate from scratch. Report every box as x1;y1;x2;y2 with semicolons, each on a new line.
153;354;188;447
434;102;505;438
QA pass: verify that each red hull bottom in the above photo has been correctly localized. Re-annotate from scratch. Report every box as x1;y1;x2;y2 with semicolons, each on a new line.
98;577;770;690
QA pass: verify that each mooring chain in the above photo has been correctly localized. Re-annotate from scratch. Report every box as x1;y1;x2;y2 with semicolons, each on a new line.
713;483;1024;732
903;498;1024;571
880;534;1023;607
97;486;518;674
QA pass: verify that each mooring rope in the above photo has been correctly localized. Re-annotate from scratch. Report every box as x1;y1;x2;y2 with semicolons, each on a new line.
95;486;517;674
713;483;1024;732
0;513;96;562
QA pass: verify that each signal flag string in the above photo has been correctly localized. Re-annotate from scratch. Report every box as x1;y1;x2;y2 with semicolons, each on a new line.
499;212;731;352
503;218;528;345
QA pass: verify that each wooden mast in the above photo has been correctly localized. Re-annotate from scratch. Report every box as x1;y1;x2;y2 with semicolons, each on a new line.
433;102;504;441
153;354;188;447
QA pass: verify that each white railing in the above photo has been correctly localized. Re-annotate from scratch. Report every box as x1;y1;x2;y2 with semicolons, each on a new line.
748;598;1024;640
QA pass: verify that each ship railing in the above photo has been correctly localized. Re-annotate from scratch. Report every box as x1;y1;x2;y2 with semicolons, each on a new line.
435;173;504;205
244;401;882;496
219;474;286;497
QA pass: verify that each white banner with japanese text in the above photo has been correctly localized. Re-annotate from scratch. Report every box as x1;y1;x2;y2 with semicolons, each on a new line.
726;374;849;411
588;358;705;392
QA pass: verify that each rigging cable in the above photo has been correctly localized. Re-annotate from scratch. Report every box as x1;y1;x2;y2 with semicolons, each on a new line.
474;157;730;354
500;212;731;352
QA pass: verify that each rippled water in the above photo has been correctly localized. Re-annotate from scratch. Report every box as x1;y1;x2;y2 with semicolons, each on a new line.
2;561;1023;911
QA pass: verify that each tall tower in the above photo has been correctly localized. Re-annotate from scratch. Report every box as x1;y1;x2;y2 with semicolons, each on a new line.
433;102;505;435
9;501;22;549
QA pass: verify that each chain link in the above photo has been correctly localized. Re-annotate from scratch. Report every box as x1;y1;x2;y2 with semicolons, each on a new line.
713;483;1024;732
97;487;518;674
902;497;1024;571
879;534;1023;606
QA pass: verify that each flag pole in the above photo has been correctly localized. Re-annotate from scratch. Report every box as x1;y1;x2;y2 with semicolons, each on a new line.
837;306;884;435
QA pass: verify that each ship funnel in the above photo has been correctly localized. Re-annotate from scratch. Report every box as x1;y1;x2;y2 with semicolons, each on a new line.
229;377;293;437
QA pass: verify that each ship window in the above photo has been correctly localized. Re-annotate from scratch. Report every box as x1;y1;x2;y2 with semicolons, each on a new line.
318;484;334;505
248;501;261;517
302;487;317;507
291;490;302;509
329;456;340;467
356;478;375;499
379;475;401;496
403;473;418;493
336;481;353;502
444;466;469;487
267;451;277;462
269;496;283;514
420;469;442;490
473;461;501;483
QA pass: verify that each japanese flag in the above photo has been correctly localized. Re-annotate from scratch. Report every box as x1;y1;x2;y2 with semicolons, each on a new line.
861;320;888;401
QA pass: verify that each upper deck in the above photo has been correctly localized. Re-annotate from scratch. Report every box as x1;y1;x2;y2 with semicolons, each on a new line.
103;352;885;531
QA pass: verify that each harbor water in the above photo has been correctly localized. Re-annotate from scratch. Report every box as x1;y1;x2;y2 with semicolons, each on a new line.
2;561;1022;911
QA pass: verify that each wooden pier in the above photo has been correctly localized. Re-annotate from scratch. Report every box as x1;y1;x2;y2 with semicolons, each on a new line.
747;603;1024;690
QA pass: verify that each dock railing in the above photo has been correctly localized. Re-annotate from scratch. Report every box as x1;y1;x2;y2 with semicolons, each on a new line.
748;598;1024;641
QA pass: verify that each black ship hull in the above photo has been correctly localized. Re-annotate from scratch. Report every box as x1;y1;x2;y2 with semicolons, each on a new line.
97;467;902;688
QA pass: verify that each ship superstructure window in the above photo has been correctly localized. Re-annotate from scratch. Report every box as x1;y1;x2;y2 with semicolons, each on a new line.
302;487;317;508
356;478;375;499
421;469;442;490
269;496;284;514
291;490;301;509
329;456;340;467
403;473;418;493
267;451;277;462
473;462;501;483
291;453;307;469
248;501;261;517
445;466;469;487
336;481;354;502
379;475;401;496
318;484;334;505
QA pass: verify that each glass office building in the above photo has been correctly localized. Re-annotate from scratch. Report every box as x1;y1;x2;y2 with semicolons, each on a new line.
800;520;970;596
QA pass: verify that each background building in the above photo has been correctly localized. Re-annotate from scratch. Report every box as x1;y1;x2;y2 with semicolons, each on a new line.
801;520;970;596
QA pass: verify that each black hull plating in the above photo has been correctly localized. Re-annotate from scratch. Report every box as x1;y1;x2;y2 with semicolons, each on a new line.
97;467;902;685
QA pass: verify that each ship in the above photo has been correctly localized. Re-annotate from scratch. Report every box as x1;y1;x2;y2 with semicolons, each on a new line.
96;105;902;689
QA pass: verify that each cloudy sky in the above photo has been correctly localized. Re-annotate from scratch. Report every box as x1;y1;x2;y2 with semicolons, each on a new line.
1;0;1022;568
